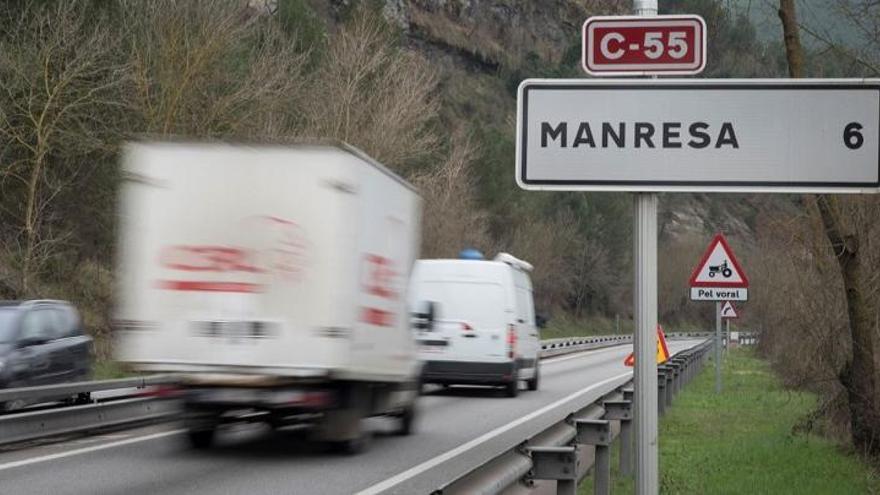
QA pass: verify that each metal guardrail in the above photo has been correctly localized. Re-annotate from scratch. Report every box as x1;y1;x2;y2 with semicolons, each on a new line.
0;397;178;447
0;374;172;404
537;331;719;359
0;333;719;450
375;338;714;495
0;332;717;405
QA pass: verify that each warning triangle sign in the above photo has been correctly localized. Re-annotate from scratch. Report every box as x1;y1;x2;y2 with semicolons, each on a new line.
689;234;749;288
720;301;739;319
624;325;670;367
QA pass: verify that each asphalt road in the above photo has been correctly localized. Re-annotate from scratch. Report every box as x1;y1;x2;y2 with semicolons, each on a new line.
0;340;702;495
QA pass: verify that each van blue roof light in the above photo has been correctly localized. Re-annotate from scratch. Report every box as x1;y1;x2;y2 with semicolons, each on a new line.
459;248;484;260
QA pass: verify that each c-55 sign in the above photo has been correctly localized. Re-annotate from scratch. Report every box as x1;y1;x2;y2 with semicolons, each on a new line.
516;79;880;193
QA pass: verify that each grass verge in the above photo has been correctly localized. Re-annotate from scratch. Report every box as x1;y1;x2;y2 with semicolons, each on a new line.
92;359;135;380
541;314;705;340
580;348;879;494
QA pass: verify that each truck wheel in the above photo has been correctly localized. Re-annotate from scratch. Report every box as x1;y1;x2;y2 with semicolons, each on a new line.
332;430;372;455
527;363;540;391
395;404;416;436
187;428;216;449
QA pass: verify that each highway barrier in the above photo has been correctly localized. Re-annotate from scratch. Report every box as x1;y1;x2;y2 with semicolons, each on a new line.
0;334;720;454
373;338;714;495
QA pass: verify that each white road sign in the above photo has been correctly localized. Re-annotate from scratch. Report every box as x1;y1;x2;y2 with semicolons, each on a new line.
720;301;739;318
690;241;746;286
516;79;880;193
690;287;747;301
689;234;749;302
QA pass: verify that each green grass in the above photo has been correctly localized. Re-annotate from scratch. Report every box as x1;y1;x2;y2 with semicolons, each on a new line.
580;349;879;494
91;359;135;380
541;314;705;340
541;314;633;339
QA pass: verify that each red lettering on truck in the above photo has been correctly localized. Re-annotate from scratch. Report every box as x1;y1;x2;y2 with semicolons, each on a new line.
362;254;398;300
160;246;262;273
361;307;395;327
157;280;263;293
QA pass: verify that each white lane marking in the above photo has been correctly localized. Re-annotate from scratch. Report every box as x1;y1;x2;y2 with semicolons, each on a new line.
0;429;184;472
355;372;631;495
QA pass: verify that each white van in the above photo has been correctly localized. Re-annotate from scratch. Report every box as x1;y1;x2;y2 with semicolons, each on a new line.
408;252;540;397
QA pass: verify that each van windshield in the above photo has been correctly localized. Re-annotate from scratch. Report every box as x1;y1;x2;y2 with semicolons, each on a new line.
418;281;506;330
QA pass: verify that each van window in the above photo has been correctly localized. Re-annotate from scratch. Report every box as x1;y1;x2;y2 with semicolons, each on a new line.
516;287;534;324
418;281;506;330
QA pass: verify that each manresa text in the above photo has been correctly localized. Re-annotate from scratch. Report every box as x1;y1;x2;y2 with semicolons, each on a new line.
540;121;739;149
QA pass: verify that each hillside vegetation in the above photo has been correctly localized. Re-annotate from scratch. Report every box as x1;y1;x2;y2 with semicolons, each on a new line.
3;0;880;460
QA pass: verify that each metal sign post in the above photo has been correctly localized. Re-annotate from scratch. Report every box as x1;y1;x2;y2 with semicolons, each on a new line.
725;319;730;352
632;3;659;495
715;301;722;393
633;192;658;495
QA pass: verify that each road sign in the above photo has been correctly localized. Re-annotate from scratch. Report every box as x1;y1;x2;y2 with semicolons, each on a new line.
720;301;739;319
624;325;670;366
689;234;748;301
515;79;880;193
582;15;706;76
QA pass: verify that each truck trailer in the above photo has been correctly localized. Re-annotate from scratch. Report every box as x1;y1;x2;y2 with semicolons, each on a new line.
115;141;421;453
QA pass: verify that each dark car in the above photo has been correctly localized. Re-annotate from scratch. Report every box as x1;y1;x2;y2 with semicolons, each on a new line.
0;300;93;405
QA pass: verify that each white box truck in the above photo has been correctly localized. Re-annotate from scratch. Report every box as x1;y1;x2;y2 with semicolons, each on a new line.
115;141;421;452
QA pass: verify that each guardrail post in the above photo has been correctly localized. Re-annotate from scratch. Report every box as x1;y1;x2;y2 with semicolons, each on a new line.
529;446;579;495
657;369;667;416
604;400;633;477
665;367;674;408
671;360;683;396
575;419;612;495
686;355;694;384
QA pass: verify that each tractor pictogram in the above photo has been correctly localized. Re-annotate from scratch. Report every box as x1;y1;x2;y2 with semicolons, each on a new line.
708;260;733;278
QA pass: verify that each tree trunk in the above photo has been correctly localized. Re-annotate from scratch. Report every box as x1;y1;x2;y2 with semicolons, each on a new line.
778;0;880;454
21;150;45;296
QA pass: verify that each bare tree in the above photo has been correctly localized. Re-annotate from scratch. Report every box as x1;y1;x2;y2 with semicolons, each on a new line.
410;132;491;258
0;3;127;294
302;6;440;173
779;0;880;454
120;0;307;138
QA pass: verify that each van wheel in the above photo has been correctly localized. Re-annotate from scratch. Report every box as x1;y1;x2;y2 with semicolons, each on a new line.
505;378;520;398
527;363;540;391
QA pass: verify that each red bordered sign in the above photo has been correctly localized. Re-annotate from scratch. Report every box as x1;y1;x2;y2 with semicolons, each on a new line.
582;15;707;76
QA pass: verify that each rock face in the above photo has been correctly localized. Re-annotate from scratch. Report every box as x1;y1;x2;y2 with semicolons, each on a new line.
315;1;625;69
383;0;624;67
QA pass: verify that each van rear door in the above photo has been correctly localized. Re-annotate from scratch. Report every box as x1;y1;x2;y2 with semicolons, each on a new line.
415;281;508;363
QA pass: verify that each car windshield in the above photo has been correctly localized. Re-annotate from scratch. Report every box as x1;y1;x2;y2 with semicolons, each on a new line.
0;307;20;342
